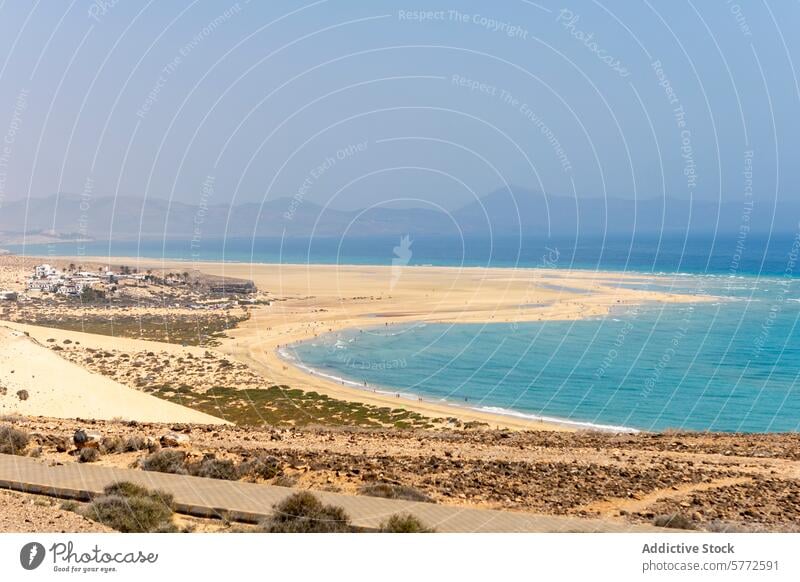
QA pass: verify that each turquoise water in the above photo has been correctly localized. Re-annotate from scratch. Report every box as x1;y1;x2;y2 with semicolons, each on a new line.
289;275;800;433
16;234;800;432
11;233;800;275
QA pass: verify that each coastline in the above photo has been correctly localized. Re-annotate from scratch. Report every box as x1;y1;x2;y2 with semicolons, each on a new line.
12;245;795;280
278;340;641;433
17;256;717;432
2;253;800;533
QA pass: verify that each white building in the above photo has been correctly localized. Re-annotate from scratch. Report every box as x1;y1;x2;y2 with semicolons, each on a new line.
27;279;59;292
34;264;60;278
57;283;82;297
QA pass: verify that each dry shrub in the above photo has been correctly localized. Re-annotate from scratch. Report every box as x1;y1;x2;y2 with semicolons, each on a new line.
186;457;239;480
258;492;352;533
124;436;148;452
359;482;433;503
100;436;126;454
79;448;101;463
0;424;29;455
653;513;697;530
85;481;175;533
379;513;434;533
238;455;282;481
141;449;187;474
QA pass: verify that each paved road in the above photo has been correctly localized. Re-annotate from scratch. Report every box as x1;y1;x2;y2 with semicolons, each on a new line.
0;454;660;532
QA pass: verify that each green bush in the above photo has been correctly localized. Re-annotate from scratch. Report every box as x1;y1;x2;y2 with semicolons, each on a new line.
259;492;352;533
141;449;187;474
85;481;175;533
0;424;29;455
359;483;432;503
379;513;434;533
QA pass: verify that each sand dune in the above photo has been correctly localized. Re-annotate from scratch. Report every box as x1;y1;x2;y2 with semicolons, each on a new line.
0;326;227;424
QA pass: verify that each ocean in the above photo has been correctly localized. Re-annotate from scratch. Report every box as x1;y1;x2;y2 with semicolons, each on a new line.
14;234;800;432
10;233;800;274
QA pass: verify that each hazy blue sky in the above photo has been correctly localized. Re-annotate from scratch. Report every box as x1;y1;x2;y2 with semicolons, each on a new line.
0;0;797;211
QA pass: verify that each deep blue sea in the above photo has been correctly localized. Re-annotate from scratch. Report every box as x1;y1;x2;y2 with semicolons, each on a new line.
10;234;800;275
14;234;800;432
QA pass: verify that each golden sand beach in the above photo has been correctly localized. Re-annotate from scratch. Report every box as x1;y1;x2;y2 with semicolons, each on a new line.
143;261;713;431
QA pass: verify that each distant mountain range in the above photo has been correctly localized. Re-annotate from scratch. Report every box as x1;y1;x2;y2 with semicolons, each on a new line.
0;188;797;243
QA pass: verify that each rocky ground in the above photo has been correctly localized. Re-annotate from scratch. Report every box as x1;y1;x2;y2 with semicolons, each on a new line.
0;487;258;533
0;489;113;533
3;416;799;532
641;478;800;532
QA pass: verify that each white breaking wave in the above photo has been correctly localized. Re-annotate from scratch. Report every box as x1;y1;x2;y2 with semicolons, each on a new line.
276;344;639;434
477;406;639;433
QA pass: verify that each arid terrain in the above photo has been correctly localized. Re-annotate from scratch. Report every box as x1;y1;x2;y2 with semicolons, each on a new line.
2;416;799;532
